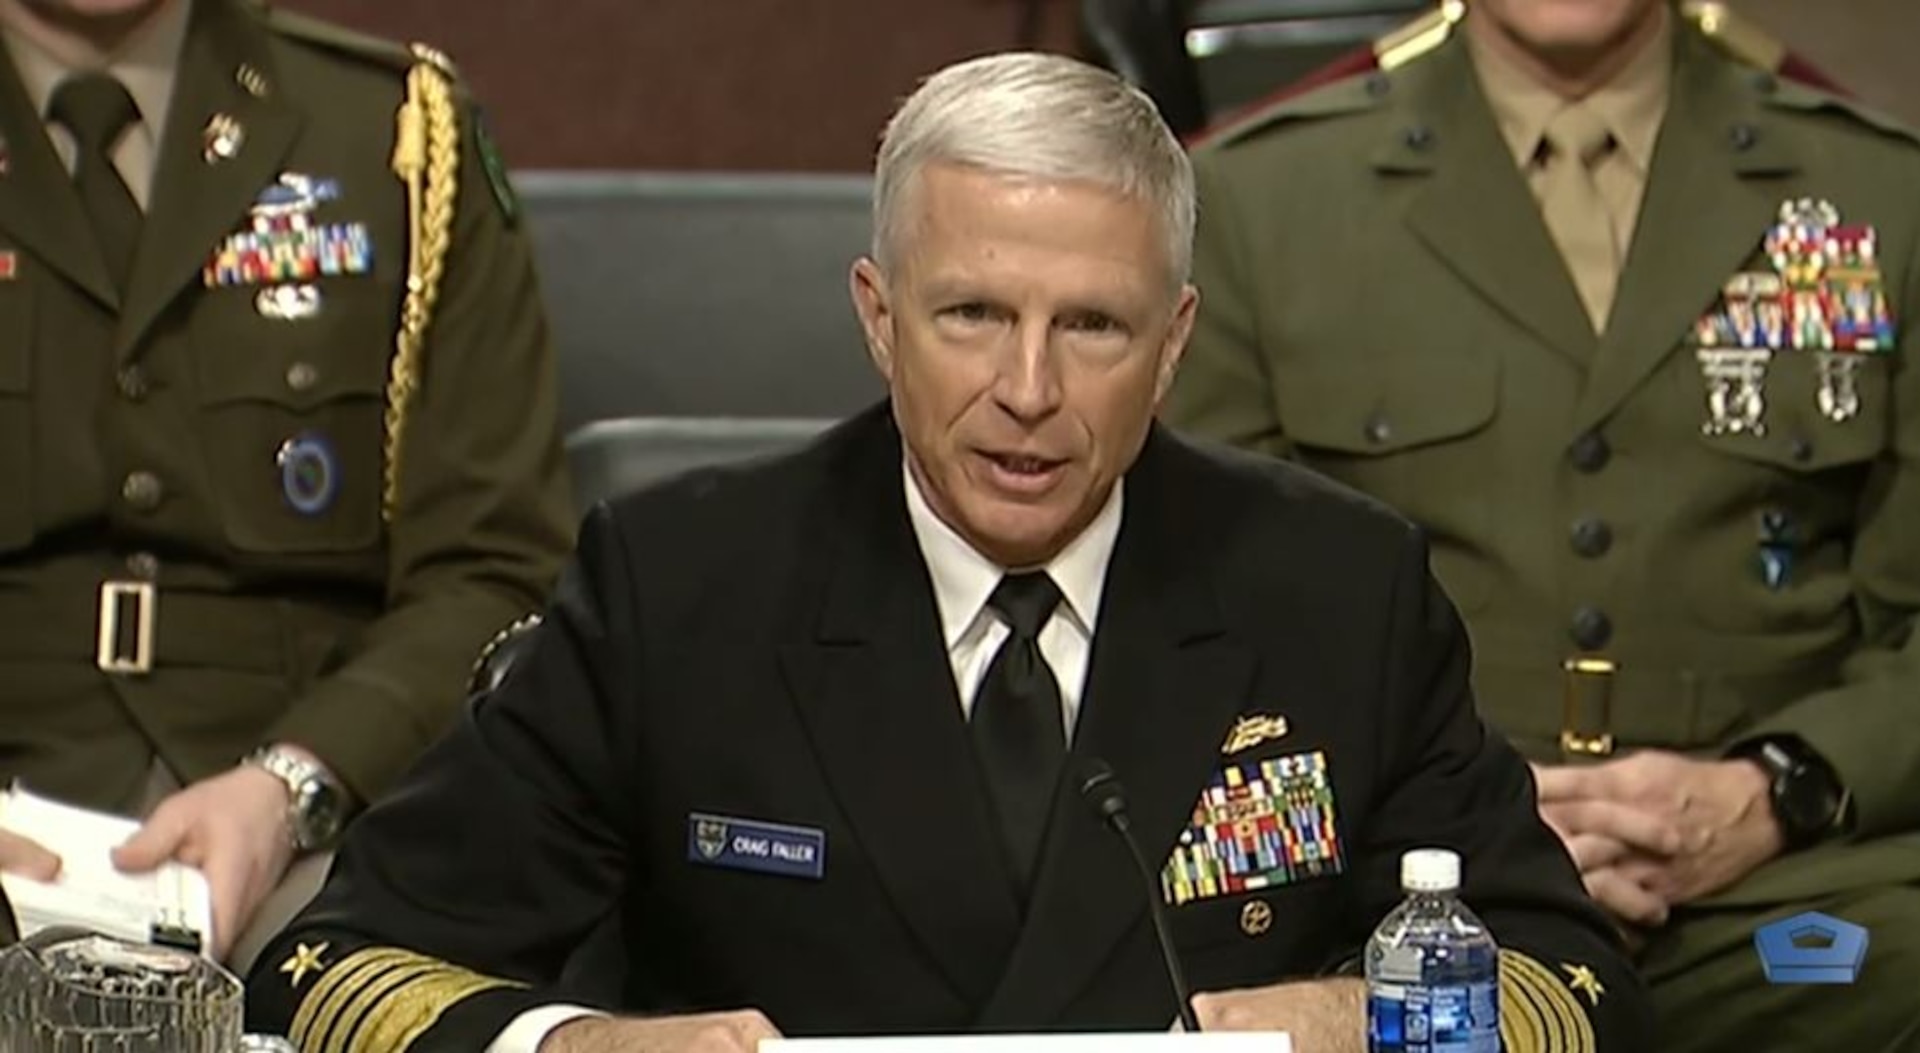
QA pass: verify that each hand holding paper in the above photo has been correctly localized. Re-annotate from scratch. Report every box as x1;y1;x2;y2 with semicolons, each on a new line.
110;763;295;960
0;785;213;953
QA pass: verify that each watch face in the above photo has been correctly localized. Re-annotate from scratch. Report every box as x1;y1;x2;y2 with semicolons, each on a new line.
1779;772;1842;841
296;781;345;848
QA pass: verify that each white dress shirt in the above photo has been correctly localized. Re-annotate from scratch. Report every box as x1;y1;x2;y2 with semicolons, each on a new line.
904;459;1122;728
487;465;1125;1051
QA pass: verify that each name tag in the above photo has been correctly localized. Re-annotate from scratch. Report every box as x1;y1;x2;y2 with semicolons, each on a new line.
687;812;827;880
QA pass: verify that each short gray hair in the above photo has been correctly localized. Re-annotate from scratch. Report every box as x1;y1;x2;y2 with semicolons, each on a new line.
871;52;1195;289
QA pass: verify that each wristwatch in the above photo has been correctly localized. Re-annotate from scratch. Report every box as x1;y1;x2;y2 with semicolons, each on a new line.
246;746;347;852
1728;735;1852;850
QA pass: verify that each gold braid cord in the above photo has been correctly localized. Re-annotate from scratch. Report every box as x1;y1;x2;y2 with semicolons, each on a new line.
289;946;521;1053
384;50;460;524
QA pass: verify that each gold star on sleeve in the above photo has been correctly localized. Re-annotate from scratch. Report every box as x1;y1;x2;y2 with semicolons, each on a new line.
1562;962;1606;1007
280;941;330;989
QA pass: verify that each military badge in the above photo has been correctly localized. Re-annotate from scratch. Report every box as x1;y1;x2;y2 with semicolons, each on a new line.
203;221;371;287
1222;712;1289;755
1693;198;1896;433
1161;750;1345;907
693;817;728;861
203;174;368;288
0;250;15;281
1757;508;1796;591
253;172;342;216
202;112;244;164
276;433;340;516
235;63;270;100
1692;273;1777;437
256;283;321;321
474;108;519;226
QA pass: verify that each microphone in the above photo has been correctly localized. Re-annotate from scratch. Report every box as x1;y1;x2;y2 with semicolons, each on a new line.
1077;759;1201;1033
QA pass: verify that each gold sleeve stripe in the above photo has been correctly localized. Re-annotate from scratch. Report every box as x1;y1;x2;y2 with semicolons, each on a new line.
355;969;520;1052
323;961;441;1053
1500;965;1570;1053
1498;950;1596;1053
287;947;523;1053
296;949;434;1051
292;948;413;1045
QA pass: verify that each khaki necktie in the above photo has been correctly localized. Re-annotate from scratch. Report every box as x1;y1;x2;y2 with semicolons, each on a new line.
1539;102;1619;332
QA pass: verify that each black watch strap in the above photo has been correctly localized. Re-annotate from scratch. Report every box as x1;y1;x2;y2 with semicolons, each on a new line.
1729;735;1852;849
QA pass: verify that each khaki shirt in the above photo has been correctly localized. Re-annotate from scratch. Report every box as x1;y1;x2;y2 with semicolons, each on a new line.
1466;8;1672;295
0;0;187;207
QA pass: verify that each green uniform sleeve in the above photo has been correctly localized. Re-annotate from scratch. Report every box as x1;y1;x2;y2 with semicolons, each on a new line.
264;91;574;802
1742;204;1920;838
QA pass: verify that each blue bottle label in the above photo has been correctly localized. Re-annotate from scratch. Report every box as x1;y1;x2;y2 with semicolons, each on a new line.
1368;980;1499;1053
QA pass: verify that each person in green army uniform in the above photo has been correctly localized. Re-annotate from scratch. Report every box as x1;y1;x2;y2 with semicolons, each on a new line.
1166;0;1920;1049
0;0;572;967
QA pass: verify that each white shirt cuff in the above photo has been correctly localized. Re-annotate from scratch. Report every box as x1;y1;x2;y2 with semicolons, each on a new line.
485;1004;608;1053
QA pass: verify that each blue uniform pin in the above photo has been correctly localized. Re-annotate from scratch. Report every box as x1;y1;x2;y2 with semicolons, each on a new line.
1757;508;1795;590
277;433;339;516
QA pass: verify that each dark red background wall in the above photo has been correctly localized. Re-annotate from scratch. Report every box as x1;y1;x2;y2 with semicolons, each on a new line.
284;1;1916;172
285;0;1081;171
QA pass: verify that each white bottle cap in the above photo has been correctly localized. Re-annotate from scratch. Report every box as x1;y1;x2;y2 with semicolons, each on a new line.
1401;848;1461;892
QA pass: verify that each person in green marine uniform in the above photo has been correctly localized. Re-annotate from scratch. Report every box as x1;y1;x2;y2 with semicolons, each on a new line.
1167;1;1920;1048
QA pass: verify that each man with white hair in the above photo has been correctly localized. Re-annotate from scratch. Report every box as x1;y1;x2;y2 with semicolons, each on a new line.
245;52;1650;1052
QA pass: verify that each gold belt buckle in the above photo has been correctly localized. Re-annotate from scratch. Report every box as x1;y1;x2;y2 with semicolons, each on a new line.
97;581;156;675
1560;657;1616;760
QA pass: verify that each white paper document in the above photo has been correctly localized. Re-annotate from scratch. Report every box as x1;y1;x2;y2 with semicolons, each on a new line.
0;784;213;953
764;1034;1291;1053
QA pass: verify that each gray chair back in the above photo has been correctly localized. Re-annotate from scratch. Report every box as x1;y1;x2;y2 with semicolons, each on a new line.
519;172;882;432
565;415;837;513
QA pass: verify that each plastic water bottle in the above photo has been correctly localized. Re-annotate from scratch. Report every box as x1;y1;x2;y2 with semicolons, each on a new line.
1366;848;1500;1053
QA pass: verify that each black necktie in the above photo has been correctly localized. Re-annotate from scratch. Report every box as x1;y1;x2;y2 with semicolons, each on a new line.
49;73;142;289
972;571;1067;898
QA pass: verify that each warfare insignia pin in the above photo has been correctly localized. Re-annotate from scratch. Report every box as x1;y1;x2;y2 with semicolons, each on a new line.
1222;713;1290;755
254;172;342;216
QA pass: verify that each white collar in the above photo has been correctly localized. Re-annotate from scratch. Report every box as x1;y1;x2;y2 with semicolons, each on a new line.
902;460;1123;649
